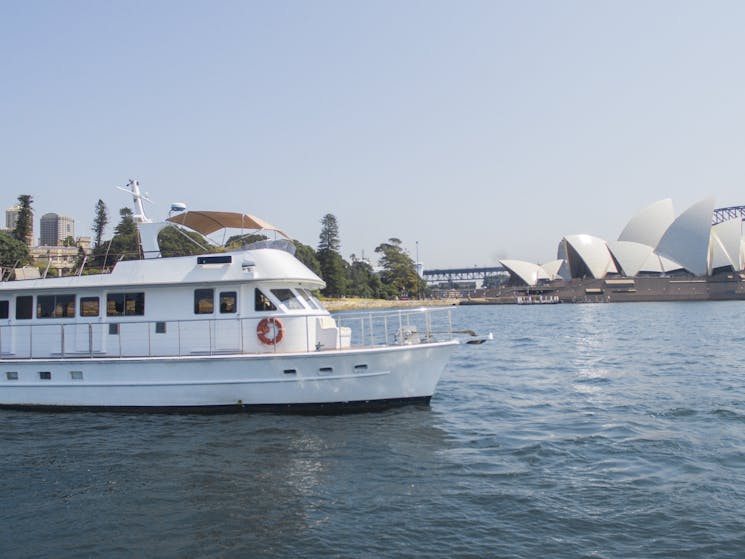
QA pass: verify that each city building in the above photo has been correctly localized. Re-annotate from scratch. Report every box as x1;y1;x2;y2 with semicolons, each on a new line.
5;205;34;247
39;213;75;247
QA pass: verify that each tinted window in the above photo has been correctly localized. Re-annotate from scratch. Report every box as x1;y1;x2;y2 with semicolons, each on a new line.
107;293;145;316
297;289;322;310
80;297;100;317
271;289;304;310
37;294;75;318
0;300;9;319
194;289;214;314
255;289;276;312
37;295;56;318
220;291;237;314
15;296;33;320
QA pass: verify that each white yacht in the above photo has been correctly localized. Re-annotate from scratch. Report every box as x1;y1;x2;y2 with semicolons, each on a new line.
0;181;466;411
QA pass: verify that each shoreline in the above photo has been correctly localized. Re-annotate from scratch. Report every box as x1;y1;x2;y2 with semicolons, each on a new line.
321;298;459;312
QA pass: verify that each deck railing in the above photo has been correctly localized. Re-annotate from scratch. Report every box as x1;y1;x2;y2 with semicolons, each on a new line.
0;307;456;360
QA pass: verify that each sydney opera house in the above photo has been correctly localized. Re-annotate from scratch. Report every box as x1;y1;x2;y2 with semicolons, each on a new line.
495;198;745;302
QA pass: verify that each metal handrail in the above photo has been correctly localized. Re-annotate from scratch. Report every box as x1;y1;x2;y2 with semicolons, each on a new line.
0;307;455;360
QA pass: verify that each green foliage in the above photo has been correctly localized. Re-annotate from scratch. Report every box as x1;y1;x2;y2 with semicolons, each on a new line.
107;207;140;261
225;233;267;249
13;194;33;245
293;241;322;277
348;258;386;298
318;214;340;253
62;236;76;247
158;226;212;257
92;199;108;249
317;214;347;297
0;231;30;269
375;238;424;298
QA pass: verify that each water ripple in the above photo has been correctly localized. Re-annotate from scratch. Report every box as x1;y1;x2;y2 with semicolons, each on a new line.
3;302;745;557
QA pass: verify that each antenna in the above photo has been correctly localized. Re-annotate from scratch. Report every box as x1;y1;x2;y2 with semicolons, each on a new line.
116;179;152;223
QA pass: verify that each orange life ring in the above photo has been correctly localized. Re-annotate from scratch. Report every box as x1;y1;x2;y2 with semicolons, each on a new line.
257;317;284;345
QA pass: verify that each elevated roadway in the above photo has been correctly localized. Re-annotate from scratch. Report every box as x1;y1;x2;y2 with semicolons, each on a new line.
423;266;506;285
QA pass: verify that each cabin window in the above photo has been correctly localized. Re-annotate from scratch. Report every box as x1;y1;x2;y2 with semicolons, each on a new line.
155;322;166;334
271;289;304;310
37;294;75;319
109;323;119;335
107;293;145;316
6;372;18;381
255;289;276;312
194;289;214;314
220;291;237;314
297;289;323;310
39;371;51;380
0;300;8;319
80;297;100;317
15;296;33;320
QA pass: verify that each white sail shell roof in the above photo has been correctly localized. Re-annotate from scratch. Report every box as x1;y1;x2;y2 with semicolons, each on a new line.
541;259;566;280
607;241;654;277
499;259;549;286
562;235;618;279
618;198;675;247
655;198;715;277
710;218;743;272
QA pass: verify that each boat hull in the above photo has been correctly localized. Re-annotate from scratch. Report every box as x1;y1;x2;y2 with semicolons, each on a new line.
0;341;458;411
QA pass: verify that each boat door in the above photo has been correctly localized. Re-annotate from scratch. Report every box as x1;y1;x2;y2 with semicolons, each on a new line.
213;318;242;352
73;322;105;354
0;324;12;356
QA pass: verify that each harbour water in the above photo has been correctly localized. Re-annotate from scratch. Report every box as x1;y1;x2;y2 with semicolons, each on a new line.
3;302;745;558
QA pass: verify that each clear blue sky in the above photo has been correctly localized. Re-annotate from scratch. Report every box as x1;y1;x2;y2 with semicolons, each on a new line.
2;1;744;268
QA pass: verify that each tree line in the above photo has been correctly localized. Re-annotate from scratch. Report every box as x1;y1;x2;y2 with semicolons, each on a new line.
1;196;426;299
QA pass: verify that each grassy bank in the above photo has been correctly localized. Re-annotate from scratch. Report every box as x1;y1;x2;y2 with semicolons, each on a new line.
321;297;460;312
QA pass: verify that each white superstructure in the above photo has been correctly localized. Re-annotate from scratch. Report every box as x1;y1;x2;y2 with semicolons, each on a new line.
0;183;464;411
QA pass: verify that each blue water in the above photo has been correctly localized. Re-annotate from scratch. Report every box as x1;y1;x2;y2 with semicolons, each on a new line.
3;302;745;558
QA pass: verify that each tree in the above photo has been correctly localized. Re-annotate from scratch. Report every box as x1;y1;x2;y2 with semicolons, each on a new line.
347;257;385;298
62;236;76;247
158;226;212;257
92;199;108;249
0;231;30;269
13;194;33;246
293;241;322;277
317;214;347;297
107;207;140;261
375;238;424;299
225;233;267;249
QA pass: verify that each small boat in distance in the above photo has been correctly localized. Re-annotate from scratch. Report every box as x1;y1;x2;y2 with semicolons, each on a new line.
0;181;470;412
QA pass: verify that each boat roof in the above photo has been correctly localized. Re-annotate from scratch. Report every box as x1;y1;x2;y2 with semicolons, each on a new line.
166;211;290;239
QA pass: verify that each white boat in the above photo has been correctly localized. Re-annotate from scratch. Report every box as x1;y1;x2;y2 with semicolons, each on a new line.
0;181;466;412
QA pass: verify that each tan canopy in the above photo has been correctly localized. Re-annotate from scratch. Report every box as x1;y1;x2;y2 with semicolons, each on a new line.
166;211;290;239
